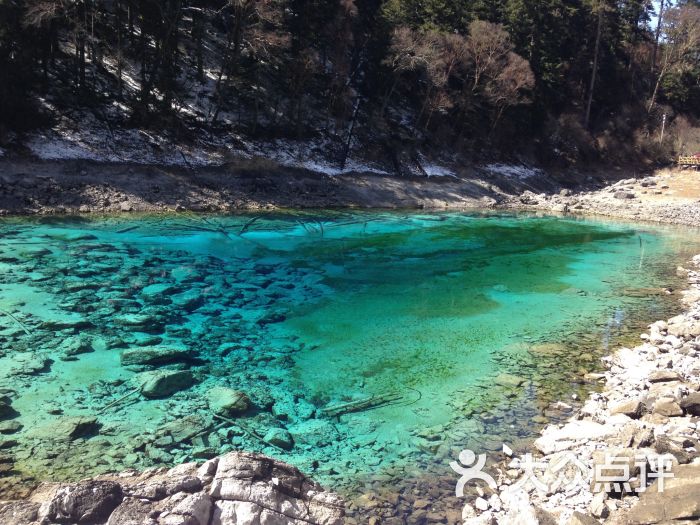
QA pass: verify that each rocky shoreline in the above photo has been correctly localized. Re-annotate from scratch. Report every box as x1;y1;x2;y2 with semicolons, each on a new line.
0;452;345;525
2;158;699;230
504;172;700;228
459;254;700;524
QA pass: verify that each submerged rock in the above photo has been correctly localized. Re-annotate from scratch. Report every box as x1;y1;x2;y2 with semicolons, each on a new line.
58;337;94;361
3;354;51;377
54;416;101;441
121;346;189;367
140;370;195;399
205;387;250;416
0;420;22;434
0;397;18;420
493;373;526;388
263;428;294;450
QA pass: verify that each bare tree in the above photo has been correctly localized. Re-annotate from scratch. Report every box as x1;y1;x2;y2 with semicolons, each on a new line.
464;20;511;93
381;27;439;116
484;52;535;131
648;4;700;112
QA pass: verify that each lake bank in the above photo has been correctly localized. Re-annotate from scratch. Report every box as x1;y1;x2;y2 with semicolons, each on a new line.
1;158;699;229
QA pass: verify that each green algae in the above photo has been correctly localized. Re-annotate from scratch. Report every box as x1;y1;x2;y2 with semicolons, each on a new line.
0;211;698;508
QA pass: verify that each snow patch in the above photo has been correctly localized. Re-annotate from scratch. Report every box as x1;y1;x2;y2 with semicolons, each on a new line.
0;147;5;158
246;139;389;176
27;135;102;161
483;163;543;180
421;160;456;177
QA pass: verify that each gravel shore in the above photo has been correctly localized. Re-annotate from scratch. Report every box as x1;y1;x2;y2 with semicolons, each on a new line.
459;254;700;524
503;170;700;228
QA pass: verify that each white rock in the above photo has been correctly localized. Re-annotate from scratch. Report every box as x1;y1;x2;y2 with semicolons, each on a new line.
474;497;489;511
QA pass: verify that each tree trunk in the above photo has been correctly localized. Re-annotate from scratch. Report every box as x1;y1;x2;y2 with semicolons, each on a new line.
584;2;604;129
651;0;665;71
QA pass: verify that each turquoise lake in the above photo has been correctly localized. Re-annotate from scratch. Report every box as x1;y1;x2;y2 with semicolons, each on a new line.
0;211;698;517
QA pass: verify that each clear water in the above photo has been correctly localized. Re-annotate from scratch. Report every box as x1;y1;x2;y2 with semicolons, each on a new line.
0;211;697;517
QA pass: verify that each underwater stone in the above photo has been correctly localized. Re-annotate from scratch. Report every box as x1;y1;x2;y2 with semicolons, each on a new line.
263;428;294;450
114;313;162;329
59;337;94;361
206;387;250;416
288;419;340;448
0;397;18;420
3;355;51;377
146;444;174;464
141;283;177;297
140;370;195;399
0;420;22;434
0;438;18;449
121;346;189;366
171;290;204;312
160;415;211;445
54;416;101;441
493;373;526;388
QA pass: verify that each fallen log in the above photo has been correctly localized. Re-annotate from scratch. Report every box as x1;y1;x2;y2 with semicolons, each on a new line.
321;391;405;418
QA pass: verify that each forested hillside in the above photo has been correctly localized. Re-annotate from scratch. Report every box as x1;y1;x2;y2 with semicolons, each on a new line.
0;0;699;171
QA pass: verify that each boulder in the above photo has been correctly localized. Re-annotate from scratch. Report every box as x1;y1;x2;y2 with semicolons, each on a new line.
209;452;344;524
534;421;616;455
263;428;294;450
680;392;700;416
667;321;700;339
140;370;195;399
141;283;176;297
160;415;211;444
46;481;123;524
609;399;643;419
653;398;683;417
0;501;40;525
0;452;344;525
121;346;189;367
648;371;681;383
654;436;694;464
3;354;51;377
205;387;250;416
161;492;213;525
288;419;341;448
105;498;155;525
626;463;700;523
567;511;600;525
